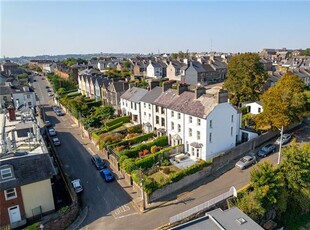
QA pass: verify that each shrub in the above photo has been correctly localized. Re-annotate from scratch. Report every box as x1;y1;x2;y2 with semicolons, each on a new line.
162;167;170;174
139;149;150;158
118;155;128;165
114;145;126;153
161;159;171;166
97;122;123;134
105;116;130;127
127;124;142;133
110;132;154;148
86;100;102;108
125;133;138;140
151;145;161;154
121;158;137;174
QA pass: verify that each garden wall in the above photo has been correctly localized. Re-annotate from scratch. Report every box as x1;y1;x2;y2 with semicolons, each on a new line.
148;166;212;202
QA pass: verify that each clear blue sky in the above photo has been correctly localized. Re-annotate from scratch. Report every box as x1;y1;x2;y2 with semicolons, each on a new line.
1;1;310;57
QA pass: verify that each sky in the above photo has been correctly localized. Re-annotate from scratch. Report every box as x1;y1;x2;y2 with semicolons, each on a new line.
1;1;310;57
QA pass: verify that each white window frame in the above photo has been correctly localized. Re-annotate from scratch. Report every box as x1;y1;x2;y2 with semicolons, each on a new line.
178;113;181;119
4;188;17;200
1;168;12;180
171;111;174;117
178;124;181;132
189;116;192;123
197;131;201;140
197;119;201;126
189;128;192;137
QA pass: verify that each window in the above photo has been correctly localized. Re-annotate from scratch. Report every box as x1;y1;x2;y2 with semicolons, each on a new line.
178;124;181;132
1;168;12;180
231;127;233;136
144;112;146;116
210;120;213;128
171;122;174;130
148;104;151;109
161;107;165;114
197;131;201;140
189;128;192;137
231;115;234;123
197;119;201;126
134;103;137;110
178;113;181;119
148;113;151;119
131;102;133;109
27;95;31;99
209;133;212;143
161;118;165;126
4;188;17;200
258;108;261;113
156;106;159;113
197;149;200;158
171;111;174;117
189;116;192;123
156;116;159;124
191;147;195;156
144;103;146;108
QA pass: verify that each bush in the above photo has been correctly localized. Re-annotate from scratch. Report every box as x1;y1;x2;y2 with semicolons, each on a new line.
127;124;142;133
86;100;102;108
162;167;170;174
125;133;138;140
114;145;126;153
110;132;154;148
151;145;161;154
121;158;137;174
97;122;123;134
105;116;130;127
139;149;150;158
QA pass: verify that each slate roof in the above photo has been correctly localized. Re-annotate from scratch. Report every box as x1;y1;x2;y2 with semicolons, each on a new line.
190;61;207;73
0;86;11;95
140;86;162;104
153;89;218;118
110;81;129;93
0;153;56;191
121;87;148;102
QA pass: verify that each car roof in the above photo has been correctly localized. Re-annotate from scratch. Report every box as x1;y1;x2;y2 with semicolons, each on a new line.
243;155;253;160
265;143;273;147
283;134;291;137
72;179;81;186
53;137;59;140
101;169;111;174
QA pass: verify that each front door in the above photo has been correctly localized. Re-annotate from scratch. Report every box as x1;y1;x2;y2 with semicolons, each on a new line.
8;206;21;224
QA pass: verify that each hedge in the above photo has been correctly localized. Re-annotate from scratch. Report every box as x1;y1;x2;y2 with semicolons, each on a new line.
135;145;182;170
62;90;80;96
108;132;154;148
91;132;99;140
97;122;123;134
119;136;168;159
86;100;102;108
105;116;130;127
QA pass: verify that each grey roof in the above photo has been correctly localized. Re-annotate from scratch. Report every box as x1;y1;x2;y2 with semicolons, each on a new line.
121;87;148;102
0;153;56;191
110;81;129;93
0;86;11;95
140;86;162;103
154;89;219;118
190;61;207;73
171;207;263;230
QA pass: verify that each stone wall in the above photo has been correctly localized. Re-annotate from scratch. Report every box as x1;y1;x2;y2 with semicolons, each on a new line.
149;166;212;202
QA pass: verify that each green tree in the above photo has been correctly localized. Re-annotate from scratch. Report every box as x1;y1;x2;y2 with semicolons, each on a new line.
224;53;267;106
255;73;306;129
302;48;310;56
280;143;310;212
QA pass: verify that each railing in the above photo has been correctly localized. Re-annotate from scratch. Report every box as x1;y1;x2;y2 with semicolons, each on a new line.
169;186;237;224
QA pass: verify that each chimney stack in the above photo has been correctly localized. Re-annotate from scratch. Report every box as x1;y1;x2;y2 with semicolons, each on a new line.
195;86;206;99
149;80;160;90
162;81;173;92
8;106;16;121
177;83;188;95
216;90;228;103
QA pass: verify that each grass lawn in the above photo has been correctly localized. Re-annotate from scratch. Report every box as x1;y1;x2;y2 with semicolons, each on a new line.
148;165;180;185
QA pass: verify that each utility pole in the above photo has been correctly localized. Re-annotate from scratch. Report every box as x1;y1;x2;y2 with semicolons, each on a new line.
79;111;84;138
139;167;145;211
277;125;284;165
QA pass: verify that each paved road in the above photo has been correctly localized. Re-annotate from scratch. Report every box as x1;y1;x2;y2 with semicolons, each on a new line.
33;75;310;229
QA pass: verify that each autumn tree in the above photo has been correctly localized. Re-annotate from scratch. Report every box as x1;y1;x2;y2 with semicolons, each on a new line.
280;143;310;212
224;53;267;106
255;73;306;129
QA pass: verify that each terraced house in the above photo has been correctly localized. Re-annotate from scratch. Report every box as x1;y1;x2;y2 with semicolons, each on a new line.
121;83;242;161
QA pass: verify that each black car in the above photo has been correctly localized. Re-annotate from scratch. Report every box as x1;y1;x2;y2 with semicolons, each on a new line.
257;144;276;157
91;154;106;170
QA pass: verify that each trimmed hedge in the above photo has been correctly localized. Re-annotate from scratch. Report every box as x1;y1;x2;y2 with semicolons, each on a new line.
135;145;182;170
119;136;168;159
109;132;154;148
91;132;99;140
86;100;102;108
97;122;123;134
105;116;130;127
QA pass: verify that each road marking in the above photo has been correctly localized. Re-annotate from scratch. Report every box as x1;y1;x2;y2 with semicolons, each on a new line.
113;204;130;216
88;148;95;156
114;212;138;219
97;185;101;191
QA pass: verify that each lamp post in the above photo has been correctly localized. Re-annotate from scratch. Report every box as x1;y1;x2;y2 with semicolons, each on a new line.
139;167;145;211
277;126;284;165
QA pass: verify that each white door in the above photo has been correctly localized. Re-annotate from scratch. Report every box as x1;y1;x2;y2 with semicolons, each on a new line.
8;206;21;224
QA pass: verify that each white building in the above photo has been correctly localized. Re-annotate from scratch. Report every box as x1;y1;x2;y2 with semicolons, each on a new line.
120;87;148;124
11;86;36;109
138;83;242;161
244;101;263;115
146;61;164;79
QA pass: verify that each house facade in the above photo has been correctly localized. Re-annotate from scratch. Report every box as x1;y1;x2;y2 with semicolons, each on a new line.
104;81;129;111
11;86;36;109
120;87;148;124
147;61;164;79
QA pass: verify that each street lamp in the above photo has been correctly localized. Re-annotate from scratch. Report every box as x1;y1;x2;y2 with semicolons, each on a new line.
139;167;145;211
277;126;284;165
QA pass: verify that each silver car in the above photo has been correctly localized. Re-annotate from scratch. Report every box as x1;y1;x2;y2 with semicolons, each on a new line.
276;134;292;145
71;179;83;193
235;155;256;170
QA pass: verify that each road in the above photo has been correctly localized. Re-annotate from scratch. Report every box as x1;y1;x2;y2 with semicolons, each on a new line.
33;75;310;229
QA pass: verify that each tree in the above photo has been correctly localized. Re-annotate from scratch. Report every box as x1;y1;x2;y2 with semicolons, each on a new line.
224;53;267;106
255;73;306;129
302;48;310;56
280;143;310;212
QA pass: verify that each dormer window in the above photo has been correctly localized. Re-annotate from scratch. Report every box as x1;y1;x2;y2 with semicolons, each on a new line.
1;168;13;180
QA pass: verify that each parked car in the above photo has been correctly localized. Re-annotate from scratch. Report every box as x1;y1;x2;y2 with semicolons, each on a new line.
45;120;51;127
276;134;292;145
48;128;56;136
45;86;49;89
41;77;45;80
52;137;61;146
56;110;65;116
235;155;256;170
257;144;276;157
47;89;52;92
52;106;60;112
71;179;83;193
100;169;114;182
48;92;54;97
91;154;106;170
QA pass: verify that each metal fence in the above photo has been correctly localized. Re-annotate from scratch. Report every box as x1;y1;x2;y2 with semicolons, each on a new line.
169;186;237;224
